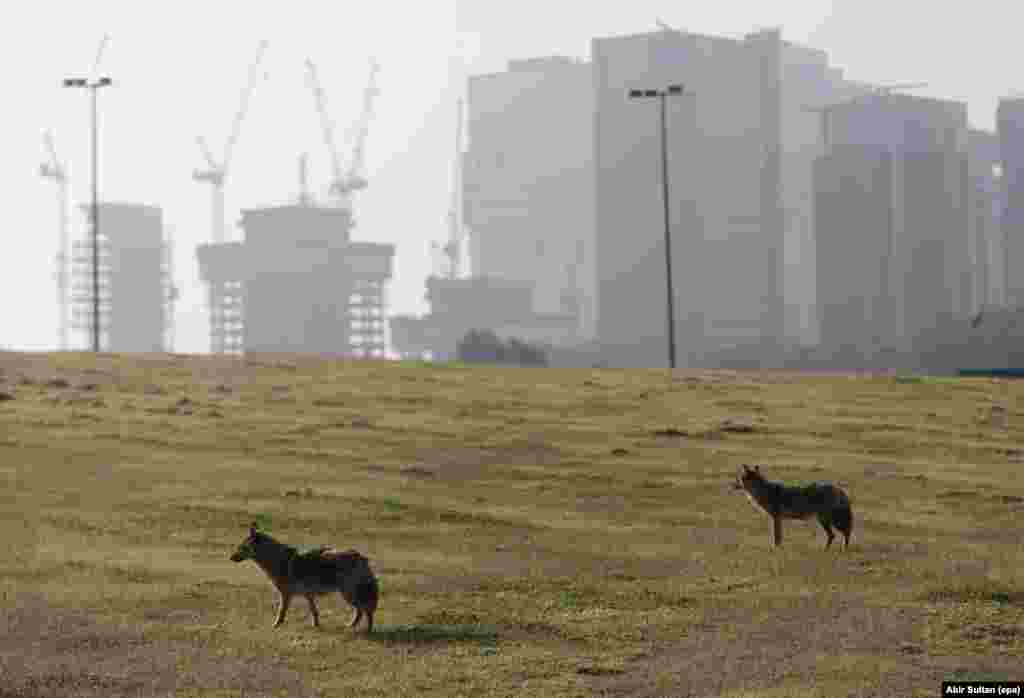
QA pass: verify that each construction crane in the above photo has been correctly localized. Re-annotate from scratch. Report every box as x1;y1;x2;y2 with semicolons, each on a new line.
441;97;466;279
338;58;380;200
39;130;70;351
305;57;381;210
296;153;313;206
162;224;179;352
803;82;929;150
193;39;269;243
304;58;346;208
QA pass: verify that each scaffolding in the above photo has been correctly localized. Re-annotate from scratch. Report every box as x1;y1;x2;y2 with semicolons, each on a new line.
196;205;394;356
161;227;179;352
71;203;172;352
348;277;387;357
70;235;112;351
207;280;244;354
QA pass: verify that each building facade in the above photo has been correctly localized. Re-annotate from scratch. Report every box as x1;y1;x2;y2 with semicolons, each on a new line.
813;93;974;358
71;202;172;352
462;56;596;340
196;205;394;356
592;27;857;367
967;128;1003;307
998;97;1024;306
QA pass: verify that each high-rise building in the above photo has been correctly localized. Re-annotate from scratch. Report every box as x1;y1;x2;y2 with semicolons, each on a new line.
967;129;1003;307
592;27;855;366
71;203;174;352
196;205;394;356
998;97;1024;306
813;93;973;357
462;56;596;340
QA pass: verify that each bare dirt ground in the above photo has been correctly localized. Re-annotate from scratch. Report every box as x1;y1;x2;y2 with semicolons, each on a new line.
1;351;1022;696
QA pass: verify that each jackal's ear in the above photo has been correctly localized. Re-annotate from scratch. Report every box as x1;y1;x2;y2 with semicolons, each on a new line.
753;465;761;472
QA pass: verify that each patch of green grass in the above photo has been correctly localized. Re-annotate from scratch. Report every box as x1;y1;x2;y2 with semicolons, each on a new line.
380;497;405;513
920;581;1024;606
558;590;579;610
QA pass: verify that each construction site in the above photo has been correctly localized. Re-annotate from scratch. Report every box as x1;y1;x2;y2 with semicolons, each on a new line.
68;202;177;353
35;30;1024;369
41;38;394;357
194;44;394;357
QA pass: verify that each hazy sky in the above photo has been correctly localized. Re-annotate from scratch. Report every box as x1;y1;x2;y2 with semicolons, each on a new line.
3;1;1020;352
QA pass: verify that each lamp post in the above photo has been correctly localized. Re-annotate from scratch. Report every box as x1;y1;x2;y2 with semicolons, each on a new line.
63;75;112;353
628;84;689;369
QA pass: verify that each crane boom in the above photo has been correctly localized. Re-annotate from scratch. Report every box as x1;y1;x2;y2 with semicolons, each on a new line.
39;130;70;350
223;39;269;176
305;58;346;200
192;39;268;244
339;57;380;195
91;34;111;80
195;136;217;171
445;97;464;278
42;130;62;175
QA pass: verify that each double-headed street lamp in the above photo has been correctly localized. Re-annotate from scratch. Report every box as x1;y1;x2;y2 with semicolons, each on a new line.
628;83;690;370
63;75;113;353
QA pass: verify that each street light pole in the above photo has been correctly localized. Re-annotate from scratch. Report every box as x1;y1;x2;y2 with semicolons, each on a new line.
64;76;112;353
629;84;689;370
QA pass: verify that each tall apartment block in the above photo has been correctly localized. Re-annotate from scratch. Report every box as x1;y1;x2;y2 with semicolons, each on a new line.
813;93;974;359
196;205;394;356
998;97;1024;306
462;56;596;340
71;202;175;352
967;128;1003;307
591;27;859;367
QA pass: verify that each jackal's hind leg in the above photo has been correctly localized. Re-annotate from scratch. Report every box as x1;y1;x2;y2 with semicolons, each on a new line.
817;513;835;550
349;609;363;629
305;595;321;628
772;516;783;548
274;592;292;628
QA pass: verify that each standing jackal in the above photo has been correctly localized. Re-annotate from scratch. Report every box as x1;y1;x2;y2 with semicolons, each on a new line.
733;464;854;550
230;524;379;632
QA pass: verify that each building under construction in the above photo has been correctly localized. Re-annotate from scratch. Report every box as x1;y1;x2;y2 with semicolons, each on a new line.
71;202;177;352
196;204;394;356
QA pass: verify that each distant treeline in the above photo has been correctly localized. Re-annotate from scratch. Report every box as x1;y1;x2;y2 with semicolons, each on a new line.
456;329;549;367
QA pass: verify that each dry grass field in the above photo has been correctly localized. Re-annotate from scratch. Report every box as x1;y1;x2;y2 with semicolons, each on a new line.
1;351;1022;697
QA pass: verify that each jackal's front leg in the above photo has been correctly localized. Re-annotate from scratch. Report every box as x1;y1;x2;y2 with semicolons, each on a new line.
274;591;292;628
772;517;783;548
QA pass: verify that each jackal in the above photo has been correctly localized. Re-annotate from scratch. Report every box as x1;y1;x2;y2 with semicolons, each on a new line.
733;464;854;550
230;524;379;632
